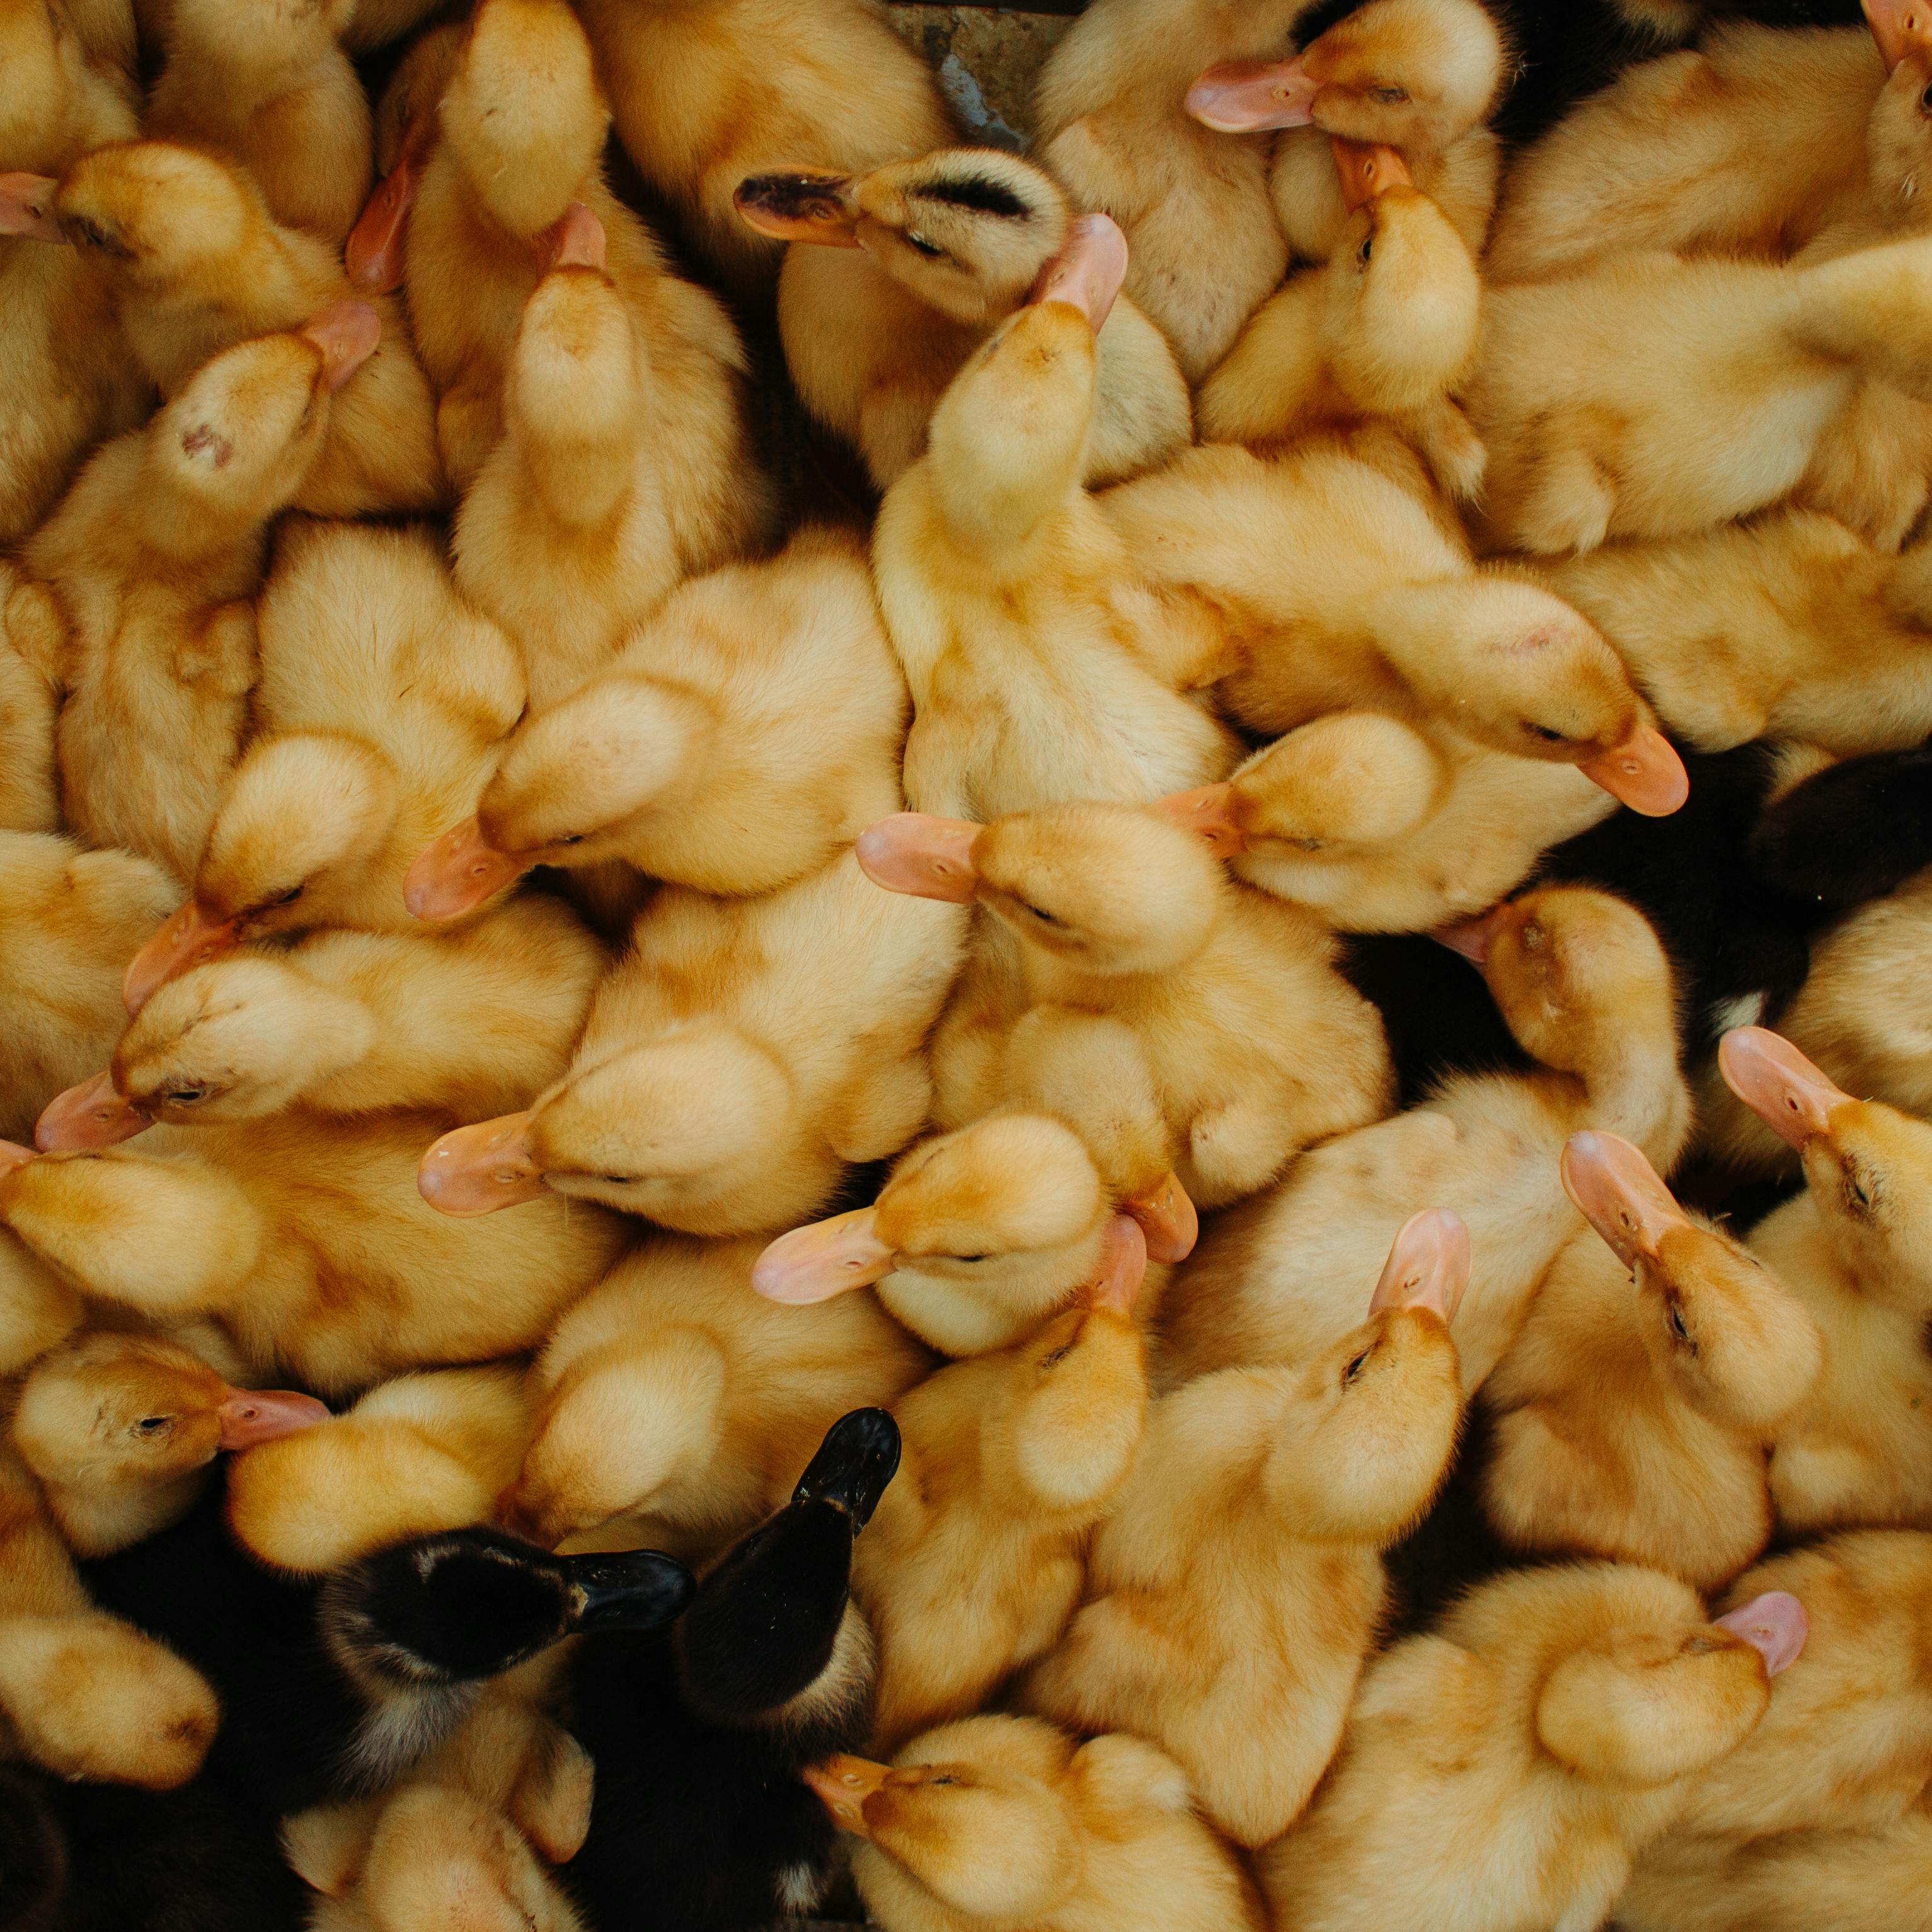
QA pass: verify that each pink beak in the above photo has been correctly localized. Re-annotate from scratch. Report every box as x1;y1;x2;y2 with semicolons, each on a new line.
854;814;984;903
1121;1171;1199;1264
405;819;534;922
0;1139;37;1180
538;201;606;273
1714;1590;1809;1677
0;173;65;243
1578;723;1689;817
1186;55;1321;131
1560;1130;1692;1270
1717;1026;1849;1151
752;1208;895;1304
345;151;421;294
124;900;243;1016
35;1072;151;1151
299;300;382;392
1369;1206;1469;1324
1431;900;1512;966
216;1386;331;1452
1333;137;1412;210
1150;783;1248;861
417;1111;548;1215
1083;1213;1148;1315
1029;213;1129;332
1865;0;1932;71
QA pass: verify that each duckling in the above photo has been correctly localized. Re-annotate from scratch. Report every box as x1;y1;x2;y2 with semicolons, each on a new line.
1162;885;1691;1391
853;1217;1148;1753
1719;1025;1932;1533
142;0;372;245
1197;139;1486;502
0;0;148;543
808;1714;1263;1932
406;528;907;912
343;16;464;295
1024;1209;1466;1848
859;800;1393;1213
11;1329;329;1556
406;0;760;497
737;147;1190;490
1098;440;1689;812
1029;0;1308;381
38;894;603;1151
873;233;1239;820
27;303;382;886
1190;0;1506;263
417;848;964;1239
497;1235;928;1551
1481;1132;1822;1590
119;519;526;1016
451;204;775;710
755;1112;1175;1359
574;0;950;292
1159;711;1622;932
326;1408;903;1932
1465;231;1932;554
49;140;442;517
1256;1562;1805;1932
0;566;59;836
0;1442;218;1790
0;1111;628;1398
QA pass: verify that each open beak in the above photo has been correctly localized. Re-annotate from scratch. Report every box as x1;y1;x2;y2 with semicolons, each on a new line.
1333;137;1411;209
1029;212;1128;331
35;1072;150;1151
1121;1171;1198;1263
536;200;606;273
0;173;65;243
1578;723;1689;816
1150;783;1247;860
417;1111;548;1214
752;1207;895;1304
1186;55;1321;130
345;142;423;294
1083;1213;1148;1315
1369;1205;1469;1324
299;299;382;392
1865;0;1932;70
1718;1026;1849;1151
855;814;983;903
803;1754;890;1835
1431;899;1512;966
733;168;862;246
124;900;243;1016
1714;1590;1809;1677
216;1386;330;1451
1560;1130;1691;1270
405;818;534;921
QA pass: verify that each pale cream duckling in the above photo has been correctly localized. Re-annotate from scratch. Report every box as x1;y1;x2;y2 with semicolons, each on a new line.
118;519;526;1016
342;16;464;296
451;204;774;711
1025;1209;1466;1848
0;1442;219;1789
10;1329;328;1556
407;527;904;914
37;893;603;1151
46;139;442;517
1481;1132;1822;1591
0;1112;628;1399
859;799;1393;1214
1098;440;1689;815
1158;706;1621;934
1543;511;1932;755
737;147;1188;490
873;226;1239;820
28;302;382;885
405;0;759;495
1163;886;1692;1392
497;1233;930;1553
1720;1025;1932;1533
808;1713;1263;1932
1189;0;1505;263
417;846;965;1240
756;1112;1178;1360
1258;1563;1807;1932
854;1217;1149;1754
142;0;372;244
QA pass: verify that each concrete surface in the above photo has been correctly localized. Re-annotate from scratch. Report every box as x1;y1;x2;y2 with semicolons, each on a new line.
885;6;1074;146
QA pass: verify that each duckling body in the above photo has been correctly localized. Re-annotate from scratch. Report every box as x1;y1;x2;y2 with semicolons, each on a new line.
0;565;59;836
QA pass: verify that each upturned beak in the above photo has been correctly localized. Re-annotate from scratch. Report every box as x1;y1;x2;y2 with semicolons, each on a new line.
1560;1131;1692;1270
1186;56;1321;130
299;299;382;392
1578;723;1689;816
1430;899;1512;966
1714;1590;1809;1677
1369;1205;1469;1323
803;1755;891;1835
345;147;422;294
1333;137;1411;209
405;818;534;921
124;901;243;1016
791;1406;902;1525
35;1072;151;1151
0;173;65;243
855;814;983;902
1150;783;1248;860
1122;1171;1198;1263
1865;0;1932;71
1717;1026;1849;1151
536;200;606;273
752;1208;895;1303
733;168;862;246
417;1111;548;1214
1082;1213;1148;1314
216;1386;331;1451
1029;212;1128;331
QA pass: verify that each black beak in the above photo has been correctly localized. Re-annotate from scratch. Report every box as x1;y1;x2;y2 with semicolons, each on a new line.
732;171;854;224
791;1409;900;1531
565;1549;696;1635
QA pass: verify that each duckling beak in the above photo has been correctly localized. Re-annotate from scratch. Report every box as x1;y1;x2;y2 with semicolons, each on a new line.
791;1406;902;1525
345;151;422;294
1369;1205;1469;1324
1430;899;1512;966
35;1072;150;1151
123;900;242;1016
1864;0;1932;71
299;300;382;393
1030;212;1128;331
0;173;65;243
752;1208;895;1303
1333;137;1411;210
536;201;606;275
1718;1026;1850;1150
1187;55;1321;130
405;818;534;921
1713;1590;1809;1677
417;1111;548;1214
1121;1171;1198;1263
1083;1213;1149;1314
732;168;862;246
216;1386;330;1451
0;1139;37;1179
1577;723;1689;816
855;814;983;903
562;1548;696;1635
1561;1131;1691;1270
1149;783;1248;860
803;1755;890;1835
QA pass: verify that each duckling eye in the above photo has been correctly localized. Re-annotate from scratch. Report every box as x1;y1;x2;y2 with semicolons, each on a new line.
1020;901;1062;926
1371;85;1410;104
166;1087;210;1106
1522;723;1568;744
1293;836;1326;853
1342;1347;1372;1385
953;1253;990;1265
903;231;945;260
929;1774;958;1786
599;1174;630;1186
1844;1168;1873;1212
1357;233;1373;267
1665;1301;1690;1345
1921;81;1932;113
555;834;586;846
265;884;304;908
134;1415;171;1435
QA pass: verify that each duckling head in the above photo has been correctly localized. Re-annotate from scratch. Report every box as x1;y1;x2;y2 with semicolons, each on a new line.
168;0;356;64
1865;0;1932;225
54;141;259;294
737;149;1071;327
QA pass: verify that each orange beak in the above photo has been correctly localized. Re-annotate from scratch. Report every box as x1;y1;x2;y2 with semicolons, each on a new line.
1368;1205;1469;1324
802;1755;890;1836
404;819;534;922
0;173;65;243
1577;723;1689;817
124;901;243;1016
854;814;983;902
216;1386;331;1451
1333;137;1412;209
1717;1027;1850;1151
1121;1171;1199;1263
1560;1130;1692;1270
345;146;423;294
35;1072;151;1151
1149;783;1247;861
752;1208;895;1304
417;1111;548;1214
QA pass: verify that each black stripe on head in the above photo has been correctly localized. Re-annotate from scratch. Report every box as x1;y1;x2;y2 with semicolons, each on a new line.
909;176;1034;219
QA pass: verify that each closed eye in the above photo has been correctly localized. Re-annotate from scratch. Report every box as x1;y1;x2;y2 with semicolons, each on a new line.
1370;85;1410;104
1523;723;1568;744
903;231;945;260
166;1088;210;1106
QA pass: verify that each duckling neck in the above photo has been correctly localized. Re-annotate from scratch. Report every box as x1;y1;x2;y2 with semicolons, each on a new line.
1573;1029;1693;1167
